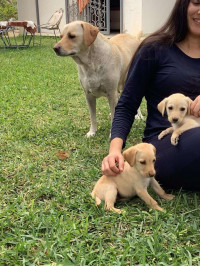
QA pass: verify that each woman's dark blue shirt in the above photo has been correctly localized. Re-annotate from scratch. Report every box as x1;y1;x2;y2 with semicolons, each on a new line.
111;43;200;145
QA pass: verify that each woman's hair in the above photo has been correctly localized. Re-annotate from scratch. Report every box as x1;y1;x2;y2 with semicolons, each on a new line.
139;0;190;48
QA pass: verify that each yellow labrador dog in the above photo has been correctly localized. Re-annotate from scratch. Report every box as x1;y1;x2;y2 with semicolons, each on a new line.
158;93;200;145
53;21;142;137
91;143;174;213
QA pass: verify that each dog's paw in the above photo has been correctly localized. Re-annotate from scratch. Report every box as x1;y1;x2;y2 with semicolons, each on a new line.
135;114;144;120
86;131;96;138
154;205;166;213
107;207;122;214
171;135;179;145
158;132;165;140
162;193;175;201
135;108;144;120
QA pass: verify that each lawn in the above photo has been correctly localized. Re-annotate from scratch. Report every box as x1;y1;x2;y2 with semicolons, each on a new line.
0;37;200;265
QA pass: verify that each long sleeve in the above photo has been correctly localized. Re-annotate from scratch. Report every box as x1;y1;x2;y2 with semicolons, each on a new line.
111;44;158;146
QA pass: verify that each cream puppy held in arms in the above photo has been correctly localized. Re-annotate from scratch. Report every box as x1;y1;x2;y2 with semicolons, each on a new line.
157;93;200;145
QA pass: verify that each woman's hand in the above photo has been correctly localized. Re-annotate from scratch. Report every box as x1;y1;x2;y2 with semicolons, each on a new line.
190;95;200;117
102;152;124;176
101;137;124;176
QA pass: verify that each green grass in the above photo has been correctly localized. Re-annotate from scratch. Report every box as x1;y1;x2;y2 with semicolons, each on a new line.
0;37;200;265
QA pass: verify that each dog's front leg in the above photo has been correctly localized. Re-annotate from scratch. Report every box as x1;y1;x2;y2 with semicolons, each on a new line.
171;130;181;146
158;127;173;140
171;122;198;145
136;189;165;212
107;92;119;137
107;92;119;123
85;92;97;137
150;178;175;200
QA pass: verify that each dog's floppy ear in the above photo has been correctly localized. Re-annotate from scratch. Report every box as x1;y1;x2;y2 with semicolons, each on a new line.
186;97;193;115
150;144;156;155
157;98;168;116
81;22;99;46
123;146;137;167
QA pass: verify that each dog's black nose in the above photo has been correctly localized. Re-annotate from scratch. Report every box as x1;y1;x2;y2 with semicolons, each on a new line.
53;46;60;55
172;118;178;123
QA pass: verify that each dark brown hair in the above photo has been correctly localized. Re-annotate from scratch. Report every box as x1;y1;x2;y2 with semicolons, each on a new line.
139;0;191;49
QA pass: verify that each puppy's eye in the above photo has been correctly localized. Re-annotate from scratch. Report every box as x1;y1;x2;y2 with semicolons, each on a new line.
68;33;76;39
153;159;156;163
60;34;63;38
140;160;146;165
168;106;173;110
180;107;185;111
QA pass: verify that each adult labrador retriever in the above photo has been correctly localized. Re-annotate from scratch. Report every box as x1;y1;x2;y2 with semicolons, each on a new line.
54;21;142;137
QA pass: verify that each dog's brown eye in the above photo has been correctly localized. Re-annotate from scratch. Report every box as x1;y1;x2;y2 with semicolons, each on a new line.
180;107;185;111
153;159;156;163
140;160;146;165
68;33;76;39
168;106;173;110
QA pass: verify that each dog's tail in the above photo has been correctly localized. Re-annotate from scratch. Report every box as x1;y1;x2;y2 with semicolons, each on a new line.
135;30;142;41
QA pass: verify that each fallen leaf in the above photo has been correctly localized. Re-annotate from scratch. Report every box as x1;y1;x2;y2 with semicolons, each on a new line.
57;150;69;160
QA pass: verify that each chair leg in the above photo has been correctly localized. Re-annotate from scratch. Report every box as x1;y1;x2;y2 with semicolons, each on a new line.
38;26;42;46
54;29;57;42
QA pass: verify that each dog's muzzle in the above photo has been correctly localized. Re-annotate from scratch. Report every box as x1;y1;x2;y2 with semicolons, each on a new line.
172;117;179;123
53;45;62;56
53;45;76;56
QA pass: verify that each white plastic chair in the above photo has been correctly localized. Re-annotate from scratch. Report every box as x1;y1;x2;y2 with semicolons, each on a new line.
38;8;64;41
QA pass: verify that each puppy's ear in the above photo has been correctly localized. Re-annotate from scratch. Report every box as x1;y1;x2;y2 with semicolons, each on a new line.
186;97;193;115
81;22;99;46
123;147;137;167
151;144;156;155
157;98;168;116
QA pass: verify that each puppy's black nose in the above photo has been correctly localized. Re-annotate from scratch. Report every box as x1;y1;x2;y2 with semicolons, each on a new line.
53;46;61;55
149;172;155;178
172;118;178;123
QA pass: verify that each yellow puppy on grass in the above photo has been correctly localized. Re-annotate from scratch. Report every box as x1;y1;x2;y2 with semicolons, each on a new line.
92;143;174;213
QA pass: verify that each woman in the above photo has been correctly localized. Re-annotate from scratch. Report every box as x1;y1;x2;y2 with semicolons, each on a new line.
102;0;200;190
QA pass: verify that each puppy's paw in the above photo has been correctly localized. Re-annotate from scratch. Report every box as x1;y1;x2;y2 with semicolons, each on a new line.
171;135;179;145
107;207;122;214
154;205;166;213
158;132;165;140
114;208;122;214
162;193;175;201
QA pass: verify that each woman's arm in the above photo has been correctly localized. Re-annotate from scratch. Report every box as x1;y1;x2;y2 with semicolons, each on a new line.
102;44;158;175
111;44;158;145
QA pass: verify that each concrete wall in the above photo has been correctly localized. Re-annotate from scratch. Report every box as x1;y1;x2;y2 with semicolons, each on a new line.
123;0;142;35
142;0;176;34
123;0;176;36
17;0;37;23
